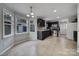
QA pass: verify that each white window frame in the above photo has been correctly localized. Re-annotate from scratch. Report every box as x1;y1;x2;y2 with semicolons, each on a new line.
3;8;14;38
15;16;28;34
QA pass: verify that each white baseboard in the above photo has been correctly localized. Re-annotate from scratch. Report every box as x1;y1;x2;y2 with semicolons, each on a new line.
14;39;31;46
0;44;14;56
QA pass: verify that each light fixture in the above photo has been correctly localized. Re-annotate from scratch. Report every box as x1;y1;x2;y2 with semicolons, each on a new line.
26;14;30;17
30;12;34;15
30;6;34;16
26;6;35;18
53;10;57;13
31;15;34;18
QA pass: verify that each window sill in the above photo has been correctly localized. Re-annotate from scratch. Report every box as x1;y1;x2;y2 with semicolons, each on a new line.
3;34;14;39
16;32;28;35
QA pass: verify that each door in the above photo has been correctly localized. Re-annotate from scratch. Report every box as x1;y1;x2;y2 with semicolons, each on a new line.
29;18;37;40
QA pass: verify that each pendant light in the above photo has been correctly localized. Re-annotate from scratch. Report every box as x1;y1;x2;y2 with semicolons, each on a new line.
26;6;35;18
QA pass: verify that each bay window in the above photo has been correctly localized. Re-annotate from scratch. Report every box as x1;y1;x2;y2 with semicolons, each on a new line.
16;17;28;34
3;9;14;37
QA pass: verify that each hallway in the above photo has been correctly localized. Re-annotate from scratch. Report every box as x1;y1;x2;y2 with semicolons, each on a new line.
7;36;77;56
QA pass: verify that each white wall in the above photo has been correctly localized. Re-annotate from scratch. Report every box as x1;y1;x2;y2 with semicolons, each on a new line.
67;22;77;40
59;19;68;35
77;4;79;53
59;18;77;40
0;4;30;55
59;22;67;35
0;4;14;55
14;14;30;45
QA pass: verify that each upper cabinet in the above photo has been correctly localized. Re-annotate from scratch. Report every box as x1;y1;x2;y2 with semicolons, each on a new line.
37;18;45;27
69;15;77;23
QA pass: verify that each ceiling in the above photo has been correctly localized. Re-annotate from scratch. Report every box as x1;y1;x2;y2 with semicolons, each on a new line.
4;3;77;21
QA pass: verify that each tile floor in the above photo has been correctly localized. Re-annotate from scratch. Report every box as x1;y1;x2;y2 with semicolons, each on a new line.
37;36;77;56
7;36;77;56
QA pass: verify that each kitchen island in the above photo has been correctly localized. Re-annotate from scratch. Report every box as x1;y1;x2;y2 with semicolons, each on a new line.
37;30;52;40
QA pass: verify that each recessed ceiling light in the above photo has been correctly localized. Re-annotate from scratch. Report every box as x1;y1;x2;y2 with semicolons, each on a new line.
53;10;57;13
56;16;60;18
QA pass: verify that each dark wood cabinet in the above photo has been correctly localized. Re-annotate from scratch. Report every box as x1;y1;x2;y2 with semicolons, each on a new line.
37;18;45;27
37;30;51;40
73;31;77;42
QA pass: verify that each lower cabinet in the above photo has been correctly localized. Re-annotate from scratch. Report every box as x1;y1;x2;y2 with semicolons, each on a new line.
73;31;77;42
37;30;51;40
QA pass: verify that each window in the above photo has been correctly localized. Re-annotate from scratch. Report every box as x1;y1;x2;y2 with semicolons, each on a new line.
30;20;35;32
16;17;28;34
3;9;14;37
